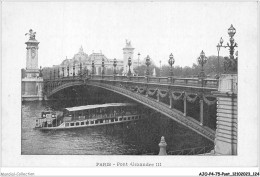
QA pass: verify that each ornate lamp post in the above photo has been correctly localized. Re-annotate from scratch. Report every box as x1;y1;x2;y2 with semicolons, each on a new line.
145;55;151;76
113;58;117;75
73;63;75;78
92;60;95;75
62;67;64;78
159;60;162;77
57;68;60;78
168;53;175;77
137;52;140;76
128;57;132;76
53;69;56;79
197;50;208;79
67;66;69;77
50;70;52;80
79;63;82;77
216;24;238;77
101;58;105;76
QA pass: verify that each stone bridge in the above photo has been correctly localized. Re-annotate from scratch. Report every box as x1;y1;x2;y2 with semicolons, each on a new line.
44;75;219;142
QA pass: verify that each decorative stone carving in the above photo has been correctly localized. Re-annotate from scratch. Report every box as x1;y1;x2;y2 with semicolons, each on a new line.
218;74;238;94
223;56;237;74
25;29;36;40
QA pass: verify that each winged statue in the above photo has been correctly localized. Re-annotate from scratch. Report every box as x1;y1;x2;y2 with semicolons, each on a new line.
25;29;36;40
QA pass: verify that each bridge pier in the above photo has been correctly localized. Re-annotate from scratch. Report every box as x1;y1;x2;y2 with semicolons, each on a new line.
213;74;237;155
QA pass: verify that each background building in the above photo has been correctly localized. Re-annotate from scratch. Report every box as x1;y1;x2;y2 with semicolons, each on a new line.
44;40;141;78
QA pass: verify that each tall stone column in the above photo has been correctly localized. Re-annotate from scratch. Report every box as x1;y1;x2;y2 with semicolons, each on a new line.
213;74;237;155
22;29;44;101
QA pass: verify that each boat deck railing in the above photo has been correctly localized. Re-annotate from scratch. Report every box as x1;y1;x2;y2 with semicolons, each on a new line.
36;113;144;128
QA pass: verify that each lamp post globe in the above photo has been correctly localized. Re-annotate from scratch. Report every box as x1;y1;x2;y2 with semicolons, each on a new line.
228;24;236;38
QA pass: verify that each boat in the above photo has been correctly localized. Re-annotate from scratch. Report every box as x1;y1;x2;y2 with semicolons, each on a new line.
35;103;146;130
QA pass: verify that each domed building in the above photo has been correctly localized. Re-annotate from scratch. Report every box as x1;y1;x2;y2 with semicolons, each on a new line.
53;40;141;77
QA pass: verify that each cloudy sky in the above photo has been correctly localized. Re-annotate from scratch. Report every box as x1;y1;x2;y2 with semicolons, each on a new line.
2;1;257;68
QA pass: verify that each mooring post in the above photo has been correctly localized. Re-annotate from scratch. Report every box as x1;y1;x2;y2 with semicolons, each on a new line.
158;136;167;155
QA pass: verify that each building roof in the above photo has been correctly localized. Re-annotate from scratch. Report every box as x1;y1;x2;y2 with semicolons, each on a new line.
89;53;109;62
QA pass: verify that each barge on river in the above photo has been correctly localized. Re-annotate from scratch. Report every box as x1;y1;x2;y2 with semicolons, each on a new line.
35;103;146;130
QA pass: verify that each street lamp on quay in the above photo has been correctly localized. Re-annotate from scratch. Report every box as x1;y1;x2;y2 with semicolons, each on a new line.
113;58;117;75
216;24;238;78
128;57;132;76
145;55;151;76
168;53;175;77
197;50;208;79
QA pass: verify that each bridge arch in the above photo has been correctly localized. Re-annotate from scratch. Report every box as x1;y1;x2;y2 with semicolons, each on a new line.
45;79;215;142
47;81;84;97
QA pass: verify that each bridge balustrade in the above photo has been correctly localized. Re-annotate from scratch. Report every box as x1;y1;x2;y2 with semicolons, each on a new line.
47;74;218;88
129;76;146;82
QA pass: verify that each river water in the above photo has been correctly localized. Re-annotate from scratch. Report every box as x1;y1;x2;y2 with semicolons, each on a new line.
22;101;213;155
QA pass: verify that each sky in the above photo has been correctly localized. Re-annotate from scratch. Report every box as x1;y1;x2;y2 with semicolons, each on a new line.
2;1;258;68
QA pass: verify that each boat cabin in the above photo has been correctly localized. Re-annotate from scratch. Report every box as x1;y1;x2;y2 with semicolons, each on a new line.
35;103;145;129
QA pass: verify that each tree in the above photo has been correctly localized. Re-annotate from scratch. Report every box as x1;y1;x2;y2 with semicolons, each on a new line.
133;64;159;76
